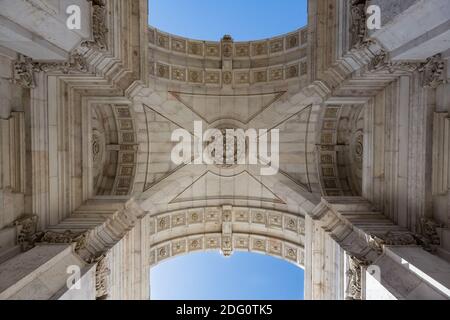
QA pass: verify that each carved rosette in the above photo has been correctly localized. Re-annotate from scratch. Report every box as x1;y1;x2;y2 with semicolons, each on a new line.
419;218;442;251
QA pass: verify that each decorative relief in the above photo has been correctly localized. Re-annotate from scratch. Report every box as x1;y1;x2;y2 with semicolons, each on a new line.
157;216;170;231
268;213;283;228
172;67;186;82
171;37;187;53
251;210;266;225
205;209;221;223
188;41;204;56
268;240;282;256
35;230;91;255
349;0;368;48
205;71;221;84
156;33;170;50
253;70;267;83
221;35;234;58
286;64;299;79
269;68;284;81
95;255;111;300
418;54;446;88
284;246;298;262
286;33;299;50
419;218;442;250
221;236;233;256
188;69;203;83
14;53;88;88
82;0;108;51
285;217;298;233
235;71;250;84
205;236;220;250
222;71;232;85
368;220;443;254
368;49;421;73
188;238;203;251
252;238;266;251
270;38;284;54
346;255;370;300
172;213;186;227
234;210;250;222
156;63;170;79
252;42;268;56
12;215;39;252
235;44;250;57
188;210;204;224
368;232;418;254
235;236;250;249
157;244;170;261
205;43;221;57
172;239;187;255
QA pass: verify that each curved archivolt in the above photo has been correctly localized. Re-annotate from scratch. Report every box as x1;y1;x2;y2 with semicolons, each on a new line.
147;206;305;268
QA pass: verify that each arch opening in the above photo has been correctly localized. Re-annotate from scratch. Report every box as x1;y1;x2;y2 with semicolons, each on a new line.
148;0;308;42
150;251;305;300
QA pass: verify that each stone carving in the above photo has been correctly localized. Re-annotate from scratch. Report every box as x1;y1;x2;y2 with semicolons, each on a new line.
36;230;90;255
368;231;418;254
419;218;442;251
13;56;36;88
221;35;234;58
12;215;39;252
82;0;108;51
95;255;111;300
221;236;233;257
350;0;368;48
11;223;91;257
418;54;446;88
368;49;421;73
14;52;88;88
346;255;370;300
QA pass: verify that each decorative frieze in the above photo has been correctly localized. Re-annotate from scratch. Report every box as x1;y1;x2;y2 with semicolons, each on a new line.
36;230;91;255
13;52;88;88
148;206;305;266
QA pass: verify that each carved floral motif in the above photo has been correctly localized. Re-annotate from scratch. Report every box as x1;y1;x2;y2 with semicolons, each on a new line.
346;255;370;300
14;52;88;88
82;0;108;51
418;54;446;88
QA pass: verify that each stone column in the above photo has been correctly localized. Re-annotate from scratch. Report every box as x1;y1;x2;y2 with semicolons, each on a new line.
308;197;450;300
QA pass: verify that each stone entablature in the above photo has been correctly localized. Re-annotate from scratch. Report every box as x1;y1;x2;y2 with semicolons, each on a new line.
148;26;308;86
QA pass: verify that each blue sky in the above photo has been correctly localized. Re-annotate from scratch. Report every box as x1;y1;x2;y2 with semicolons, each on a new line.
148;0;306;300
151;251;305;300
148;0;308;41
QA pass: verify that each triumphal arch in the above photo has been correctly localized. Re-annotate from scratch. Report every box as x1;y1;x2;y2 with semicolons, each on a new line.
0;0;449;300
